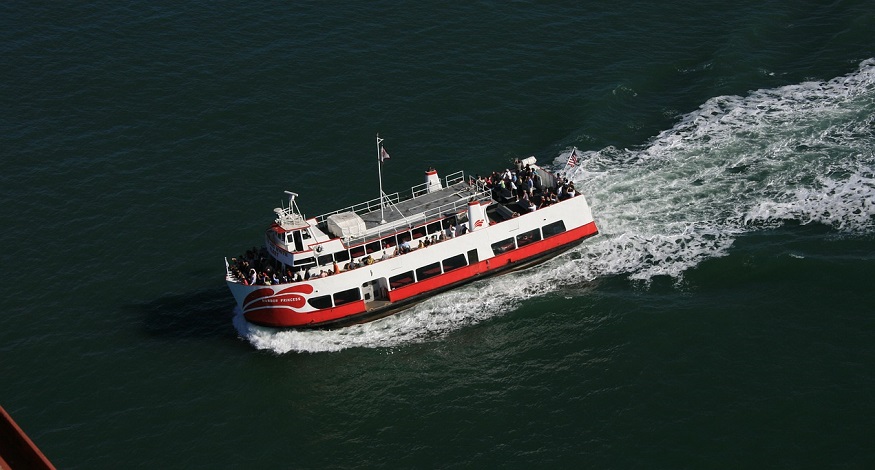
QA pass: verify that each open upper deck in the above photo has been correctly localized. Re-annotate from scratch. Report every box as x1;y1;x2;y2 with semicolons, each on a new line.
313;171;493;244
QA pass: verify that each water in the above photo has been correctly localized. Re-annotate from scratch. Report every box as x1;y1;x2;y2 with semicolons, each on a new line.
2;1;875;468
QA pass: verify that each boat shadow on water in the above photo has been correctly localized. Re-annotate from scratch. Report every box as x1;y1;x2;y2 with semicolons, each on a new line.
128;286;239;340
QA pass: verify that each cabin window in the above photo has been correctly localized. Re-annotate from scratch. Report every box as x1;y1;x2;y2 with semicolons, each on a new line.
395;232;410;247
412;225;427;240
334;250;350;262
317;253;334;266
333;288;361;306
415;262;442;281
308;295;332;310
350;245;366;259
516;228;541;248
442;254;467;273
467;249;479;264
427;222;442;235
365;241;382;254
295;255;316;268
301;230;312;240
389;271;415;289
542;220;566;238
491;237;516;255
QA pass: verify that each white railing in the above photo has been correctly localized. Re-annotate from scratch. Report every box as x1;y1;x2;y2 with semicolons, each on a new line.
314;171;469;224
340;184;493;246
445;170;464;186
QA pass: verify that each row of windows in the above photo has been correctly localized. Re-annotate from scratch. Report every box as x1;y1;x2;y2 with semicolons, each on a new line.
306;219;566;309
307;287;362;310
490;219;566;256
315;217;458;267
389;249;477;290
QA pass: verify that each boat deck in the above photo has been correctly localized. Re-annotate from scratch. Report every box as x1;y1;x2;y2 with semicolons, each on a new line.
358;180;483;229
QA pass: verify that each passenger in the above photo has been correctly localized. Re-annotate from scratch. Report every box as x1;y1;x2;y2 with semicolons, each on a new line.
418;239;425;249
566;183;576;198
382;249;391;260
249;269;257;285
333;260;340;274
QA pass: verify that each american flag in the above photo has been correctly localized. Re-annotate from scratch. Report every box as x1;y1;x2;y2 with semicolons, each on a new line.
380;147;390;162
567;149;578;167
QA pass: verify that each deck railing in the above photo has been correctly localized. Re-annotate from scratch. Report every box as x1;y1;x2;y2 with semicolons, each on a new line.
271;171;493;245
340;189;493;246
313;171;468;224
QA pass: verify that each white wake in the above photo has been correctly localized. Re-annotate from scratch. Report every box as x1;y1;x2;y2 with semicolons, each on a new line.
236;59;875;353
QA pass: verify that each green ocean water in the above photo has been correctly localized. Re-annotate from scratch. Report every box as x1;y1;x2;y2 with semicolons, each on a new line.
2;1;875;468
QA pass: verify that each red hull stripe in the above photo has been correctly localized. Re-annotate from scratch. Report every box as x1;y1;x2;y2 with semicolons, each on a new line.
243;221;598;328
389;220;597;302
245;300;367;328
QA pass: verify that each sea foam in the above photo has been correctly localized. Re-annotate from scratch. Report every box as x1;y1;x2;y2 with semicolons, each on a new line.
237;59;875;353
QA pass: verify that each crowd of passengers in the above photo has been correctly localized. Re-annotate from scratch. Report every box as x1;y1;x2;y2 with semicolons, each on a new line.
227;223;463;286
228;161;579;286
472;158;578;212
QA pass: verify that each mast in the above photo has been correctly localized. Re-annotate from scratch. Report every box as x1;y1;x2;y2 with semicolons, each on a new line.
376;133;386;223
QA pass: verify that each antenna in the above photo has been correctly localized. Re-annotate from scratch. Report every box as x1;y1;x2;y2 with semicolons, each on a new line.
376;134;386;224
278;191;305;226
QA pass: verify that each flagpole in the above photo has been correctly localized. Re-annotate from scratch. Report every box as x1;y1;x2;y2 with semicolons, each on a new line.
377;133;386;223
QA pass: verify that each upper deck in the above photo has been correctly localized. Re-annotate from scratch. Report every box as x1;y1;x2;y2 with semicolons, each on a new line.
312;171;493;245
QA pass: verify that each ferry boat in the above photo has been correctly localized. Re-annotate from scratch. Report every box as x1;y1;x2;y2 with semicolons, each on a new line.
225;137;598;329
